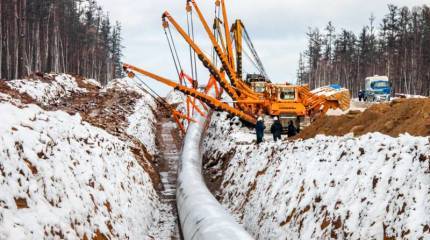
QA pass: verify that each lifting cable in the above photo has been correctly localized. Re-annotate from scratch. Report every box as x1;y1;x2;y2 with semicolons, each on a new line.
186;8;200;117
187;10;196;83
167;26;186;84
133;73;174;111
242;45;263;74
164;27;183;85
242;26;269;80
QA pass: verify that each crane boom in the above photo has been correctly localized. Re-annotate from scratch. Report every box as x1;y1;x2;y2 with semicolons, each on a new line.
231;20;243;80
162;11;240;102
187;1;256;99
123;1;351;131
220;0;235;70
123;63;257;125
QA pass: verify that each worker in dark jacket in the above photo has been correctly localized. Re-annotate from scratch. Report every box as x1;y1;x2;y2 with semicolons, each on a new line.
287;120;297;138
270;117;283;141
358;90;364;102
255;116;265;144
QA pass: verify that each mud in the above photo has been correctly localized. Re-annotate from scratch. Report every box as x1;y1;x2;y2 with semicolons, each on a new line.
298;98;430;139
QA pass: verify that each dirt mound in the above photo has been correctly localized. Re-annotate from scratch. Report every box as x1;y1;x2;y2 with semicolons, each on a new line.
1;76;161;188
298;98;430;139
0;81;34;104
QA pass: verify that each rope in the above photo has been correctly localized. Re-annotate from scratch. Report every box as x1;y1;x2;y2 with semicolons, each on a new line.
242;47;262;74
242;25;269;80
164;28;182;83
168;26;184;74
133;73;172;108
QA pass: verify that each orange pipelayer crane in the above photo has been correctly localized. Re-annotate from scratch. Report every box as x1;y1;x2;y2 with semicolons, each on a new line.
123;0;350;130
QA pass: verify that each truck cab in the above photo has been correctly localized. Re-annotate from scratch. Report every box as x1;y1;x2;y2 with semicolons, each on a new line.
364;75;391;102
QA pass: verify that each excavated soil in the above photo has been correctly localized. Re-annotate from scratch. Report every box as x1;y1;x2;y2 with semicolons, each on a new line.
48;89;162;189
298;98;430;139
1;76;161;189
0;81;34;104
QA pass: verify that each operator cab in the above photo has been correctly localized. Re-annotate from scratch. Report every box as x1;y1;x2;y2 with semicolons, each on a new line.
246;74;270;94
270;85;297;101
279;88;296;101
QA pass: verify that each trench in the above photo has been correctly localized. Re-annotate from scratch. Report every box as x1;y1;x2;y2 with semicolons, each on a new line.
155;115;184;239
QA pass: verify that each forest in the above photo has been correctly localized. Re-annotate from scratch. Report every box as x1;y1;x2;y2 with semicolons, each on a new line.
0;0;122;85
297;4;430;97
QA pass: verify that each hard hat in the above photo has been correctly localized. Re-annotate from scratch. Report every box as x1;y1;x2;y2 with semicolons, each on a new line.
257;116;263;121
273;117;278;121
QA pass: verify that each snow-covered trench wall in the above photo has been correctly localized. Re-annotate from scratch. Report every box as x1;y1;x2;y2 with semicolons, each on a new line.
0;76;173;239
203;112;430;240
173;92;253;240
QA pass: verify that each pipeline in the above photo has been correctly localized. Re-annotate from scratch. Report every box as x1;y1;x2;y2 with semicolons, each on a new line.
176;97;253;240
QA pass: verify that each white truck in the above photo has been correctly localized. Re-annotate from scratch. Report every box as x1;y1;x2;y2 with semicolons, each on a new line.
364;75;392;102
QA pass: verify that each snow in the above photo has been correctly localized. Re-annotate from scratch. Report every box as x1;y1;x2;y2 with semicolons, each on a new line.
6;74;87;105
127;93;158;156
83;78;101;88
0;102;165;239
166;90;189;130
203;112;430;239
311;85;348;97
103;77;148;96
394;93;428;99
0;92;21;105
0;75;176;239
326;99;368;116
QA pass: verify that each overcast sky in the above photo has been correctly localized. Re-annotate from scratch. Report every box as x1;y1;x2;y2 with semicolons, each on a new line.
97;0;428;96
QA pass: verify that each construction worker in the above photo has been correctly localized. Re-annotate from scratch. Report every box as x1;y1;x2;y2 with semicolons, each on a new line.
255;116;265;144
358;90;364;102
270;117;283;141
287;121;297;138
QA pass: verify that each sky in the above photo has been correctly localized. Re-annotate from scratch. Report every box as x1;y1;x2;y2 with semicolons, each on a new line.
97;0;429;96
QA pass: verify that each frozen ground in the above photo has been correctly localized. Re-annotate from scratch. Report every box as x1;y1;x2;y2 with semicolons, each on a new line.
203;112;430;240
0;75;175;239
6;74;88;106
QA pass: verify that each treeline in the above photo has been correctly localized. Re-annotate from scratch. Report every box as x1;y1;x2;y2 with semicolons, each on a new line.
0;0;123;84
297;4;430;96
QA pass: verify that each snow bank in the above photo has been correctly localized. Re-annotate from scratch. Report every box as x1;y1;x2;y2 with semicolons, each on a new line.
203;112;430;240
6;74;89;105
0;75;177;239
104;77;147;96
104;77;159;155
166;90;186;106
0;102;165;239
326;100;369;116
83;78;101;88
166;90;189;130
311;85;348;97
394;94;428;99
127;93;158;156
